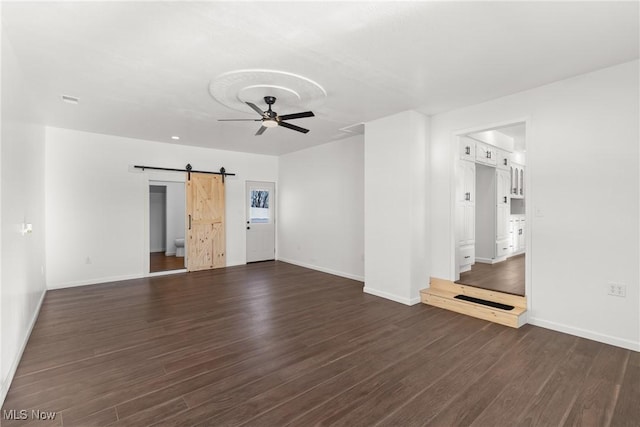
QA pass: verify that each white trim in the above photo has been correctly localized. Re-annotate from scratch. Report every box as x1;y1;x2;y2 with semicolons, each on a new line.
449;117;532;313
1;289;46;405
529;316;640;352
277;257;364;282
363;286;421;306
47;273;144;290
164;251;176;256
475;256;507;265
148;269;187;277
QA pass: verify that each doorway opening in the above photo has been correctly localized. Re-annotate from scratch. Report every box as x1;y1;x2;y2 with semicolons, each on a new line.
149;180;186;273
455;122;527;296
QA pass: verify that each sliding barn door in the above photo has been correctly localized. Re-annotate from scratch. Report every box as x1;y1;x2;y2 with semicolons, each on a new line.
187;173;225;271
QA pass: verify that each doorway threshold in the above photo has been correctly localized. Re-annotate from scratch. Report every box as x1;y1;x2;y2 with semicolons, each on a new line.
148;269;187;277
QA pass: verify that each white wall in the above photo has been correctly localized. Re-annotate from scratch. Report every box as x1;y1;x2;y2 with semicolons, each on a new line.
278;135;364;281
430;60;639;350
45;127;278;289
0;31;47;404
364;111;429;305
149;187;166;252
164;181;185;256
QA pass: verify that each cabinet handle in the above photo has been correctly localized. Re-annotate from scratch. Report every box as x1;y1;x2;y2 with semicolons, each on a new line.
465;146;470;155
465;192;470;201
504;159;508;165
189;215;192;230
464;256;471;259
503;196;507;204
486;152;490;159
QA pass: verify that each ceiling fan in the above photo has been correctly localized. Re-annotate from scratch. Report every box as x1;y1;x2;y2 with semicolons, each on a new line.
218;96;314;135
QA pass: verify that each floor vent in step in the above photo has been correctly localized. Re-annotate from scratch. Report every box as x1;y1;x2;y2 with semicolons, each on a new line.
454;294;514;311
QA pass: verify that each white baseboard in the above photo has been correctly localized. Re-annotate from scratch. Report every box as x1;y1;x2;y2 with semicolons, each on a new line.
164;251;176;257
148;269;187;277
1;289;46;406
363;286;421;306
475;257;506;265
529;316;640;352
47;273;144;290
277;257;364;282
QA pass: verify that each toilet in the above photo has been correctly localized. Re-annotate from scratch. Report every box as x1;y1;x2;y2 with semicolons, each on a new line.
175;238;185;257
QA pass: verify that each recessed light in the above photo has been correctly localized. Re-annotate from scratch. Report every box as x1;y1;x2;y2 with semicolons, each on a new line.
61;95;79;104
171;136;180;140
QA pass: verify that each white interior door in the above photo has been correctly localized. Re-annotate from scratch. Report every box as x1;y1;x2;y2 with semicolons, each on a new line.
246;181;275;263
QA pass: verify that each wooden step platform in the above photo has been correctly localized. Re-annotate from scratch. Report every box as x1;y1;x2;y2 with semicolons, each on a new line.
421;278;527;328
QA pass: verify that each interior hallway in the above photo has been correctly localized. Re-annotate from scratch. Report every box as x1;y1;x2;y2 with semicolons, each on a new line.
457;254;525;296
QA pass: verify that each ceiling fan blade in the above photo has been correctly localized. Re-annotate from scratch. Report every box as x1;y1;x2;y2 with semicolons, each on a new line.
255;126;267;136
218;119;262;121
279;111;315;121
279;121;309;134
246;102;265;116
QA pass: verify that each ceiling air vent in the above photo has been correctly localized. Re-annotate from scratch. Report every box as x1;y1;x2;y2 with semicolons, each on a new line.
61;95;79;104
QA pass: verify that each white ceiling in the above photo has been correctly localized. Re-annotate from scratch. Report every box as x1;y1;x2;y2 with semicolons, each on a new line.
2;1;638;155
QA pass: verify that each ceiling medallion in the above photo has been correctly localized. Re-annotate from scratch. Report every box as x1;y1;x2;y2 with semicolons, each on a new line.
209;69;326;114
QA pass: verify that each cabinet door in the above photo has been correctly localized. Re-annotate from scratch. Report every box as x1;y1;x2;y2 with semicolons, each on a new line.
464;161;475;202
496;169;510;241
459;137;476;161
519;219;526;251
496;149;510;170
464;205;475;244
456;161;475;246
485;145;498;166
475;142;488;164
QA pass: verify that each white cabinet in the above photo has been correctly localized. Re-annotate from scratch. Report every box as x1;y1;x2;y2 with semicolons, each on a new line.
495;169;511;260
511;163;525;198
475;142;497;166
496;148;511;171
456;160;475;272
518;218;526;252
496;169;511;242
459;137;476;161
509;215;526;255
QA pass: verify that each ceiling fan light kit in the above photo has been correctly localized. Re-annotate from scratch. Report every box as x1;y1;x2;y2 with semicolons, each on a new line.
219;95;315;135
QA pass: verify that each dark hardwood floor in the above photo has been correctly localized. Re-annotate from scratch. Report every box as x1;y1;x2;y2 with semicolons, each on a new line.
150;252;185;273
2;261;638;426
458;253;525;295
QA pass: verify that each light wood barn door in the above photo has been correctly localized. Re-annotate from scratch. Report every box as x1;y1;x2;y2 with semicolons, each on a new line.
187;173;226;271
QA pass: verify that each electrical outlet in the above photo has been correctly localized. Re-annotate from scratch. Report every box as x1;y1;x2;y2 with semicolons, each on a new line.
607;283;626;297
